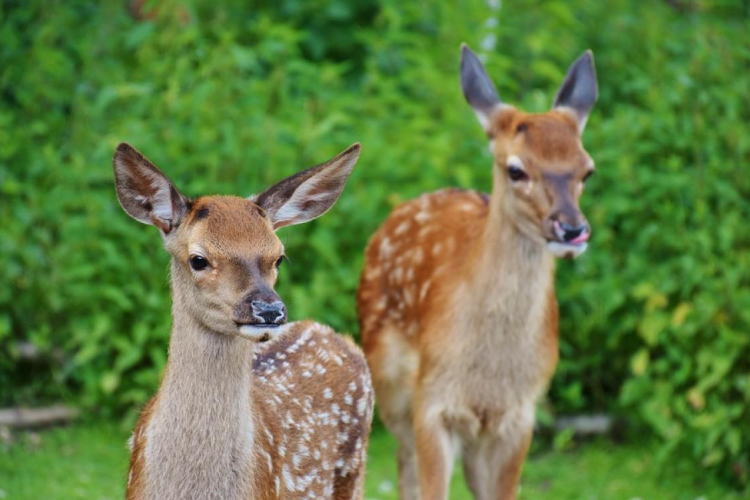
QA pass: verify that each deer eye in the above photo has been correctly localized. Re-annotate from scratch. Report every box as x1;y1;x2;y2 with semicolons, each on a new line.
275;256;286;269
189;255;209;271
583;170;595;183
507;166;528;182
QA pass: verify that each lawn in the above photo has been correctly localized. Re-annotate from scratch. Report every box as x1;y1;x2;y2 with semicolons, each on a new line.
0;423;741;499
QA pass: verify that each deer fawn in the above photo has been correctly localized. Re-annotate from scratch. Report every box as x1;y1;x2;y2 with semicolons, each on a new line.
357;45;598;500
114;142;374;500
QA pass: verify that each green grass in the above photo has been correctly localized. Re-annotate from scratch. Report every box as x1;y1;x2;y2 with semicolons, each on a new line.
0;424;742;499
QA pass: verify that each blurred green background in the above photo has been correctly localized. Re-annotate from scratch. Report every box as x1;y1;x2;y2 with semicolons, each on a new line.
1;0;749;497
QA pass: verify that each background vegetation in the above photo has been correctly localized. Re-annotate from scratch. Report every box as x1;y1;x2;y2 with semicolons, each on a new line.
1;0;749;491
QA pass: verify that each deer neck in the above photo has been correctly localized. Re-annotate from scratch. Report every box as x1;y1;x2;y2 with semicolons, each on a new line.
142;262;257;500
459;168;555;341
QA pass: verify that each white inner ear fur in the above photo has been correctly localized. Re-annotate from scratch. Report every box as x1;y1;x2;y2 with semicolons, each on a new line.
556;105;589;133
272;176;333;226
138;167;174;223
475;110;492;131
270;155;356;229
475;103;510;132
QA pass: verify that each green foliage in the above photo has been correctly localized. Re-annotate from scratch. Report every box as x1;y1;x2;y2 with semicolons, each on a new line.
1;0;748;488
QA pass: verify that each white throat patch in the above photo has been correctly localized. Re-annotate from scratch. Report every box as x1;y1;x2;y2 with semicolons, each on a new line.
547;241;588;259
238;323;291;343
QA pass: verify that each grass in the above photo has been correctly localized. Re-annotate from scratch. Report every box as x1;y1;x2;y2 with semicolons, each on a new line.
0;423;742;499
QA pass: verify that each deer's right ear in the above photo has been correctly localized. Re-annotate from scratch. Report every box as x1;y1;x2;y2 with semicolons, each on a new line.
113;143;189;235
553;50;598;132
252;143;361;230
460;43;503;130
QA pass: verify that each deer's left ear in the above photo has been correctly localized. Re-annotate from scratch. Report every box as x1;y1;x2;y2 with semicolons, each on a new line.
252;143;361;230
113;142;189;235
553;50;598;132
460;43;503;131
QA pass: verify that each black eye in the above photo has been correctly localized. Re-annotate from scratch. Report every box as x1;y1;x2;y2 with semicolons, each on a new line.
583;170;595;183
507;166;528;182
275;256;285;269
189;255;209;271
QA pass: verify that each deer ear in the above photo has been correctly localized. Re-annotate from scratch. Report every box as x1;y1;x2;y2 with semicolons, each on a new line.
252;143;361;230
460;43;503;130
113;143;189;235
553;50;598;132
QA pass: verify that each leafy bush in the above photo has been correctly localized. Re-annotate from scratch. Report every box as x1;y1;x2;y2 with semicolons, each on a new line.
0;0;748;488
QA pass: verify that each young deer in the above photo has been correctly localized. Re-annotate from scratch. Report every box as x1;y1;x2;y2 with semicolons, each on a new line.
114;142;374;500
357;45;598;500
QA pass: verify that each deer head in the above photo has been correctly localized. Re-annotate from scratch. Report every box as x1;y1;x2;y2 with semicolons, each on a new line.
460;45;598;258
113;142;361;342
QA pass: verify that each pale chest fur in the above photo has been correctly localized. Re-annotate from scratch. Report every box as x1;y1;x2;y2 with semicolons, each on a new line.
130;323;373;500
140;370;257;500
420;246;557;440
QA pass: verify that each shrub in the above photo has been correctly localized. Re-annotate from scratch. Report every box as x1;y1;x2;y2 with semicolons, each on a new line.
0;0;748;488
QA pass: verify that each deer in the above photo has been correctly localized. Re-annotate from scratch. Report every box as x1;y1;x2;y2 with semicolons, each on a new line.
113;141;374;500
357;44;598;500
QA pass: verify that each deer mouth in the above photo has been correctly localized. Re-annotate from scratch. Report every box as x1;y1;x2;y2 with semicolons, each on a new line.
547;240;588;259
546;220;590;258
236;323;287;343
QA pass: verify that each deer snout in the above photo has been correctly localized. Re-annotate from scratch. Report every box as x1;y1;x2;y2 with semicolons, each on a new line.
554;220;590;244
251;300;287;325
545;213;591;259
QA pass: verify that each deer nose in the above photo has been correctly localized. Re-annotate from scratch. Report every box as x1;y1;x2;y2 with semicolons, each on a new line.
559;222;589;243
251;301;286;325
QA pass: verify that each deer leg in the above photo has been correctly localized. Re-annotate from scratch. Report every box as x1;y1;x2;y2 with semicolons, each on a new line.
397;442;419;500
491;429;533;500
385;418;420;500
414;411;455;500
462;440;494;500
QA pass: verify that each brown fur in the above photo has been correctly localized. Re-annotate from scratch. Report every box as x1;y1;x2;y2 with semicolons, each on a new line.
127;318;373;500
357;105;593;500
115;143;373;500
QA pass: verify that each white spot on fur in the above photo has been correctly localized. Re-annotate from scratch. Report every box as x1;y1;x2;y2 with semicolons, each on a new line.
405;267;415;281
415;211;431;223
282;465;295;491
364;266;381;280
413;247;424;264
419;279;431;302
357;396;368;416
394;221;410;235
403;287;414;306
379;237;395;259
262;449;273;472
419;225;437;238
392;267;403;283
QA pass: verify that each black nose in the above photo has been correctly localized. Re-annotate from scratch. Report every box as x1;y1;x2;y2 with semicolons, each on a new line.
251;301;286;325
560;222;587;242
